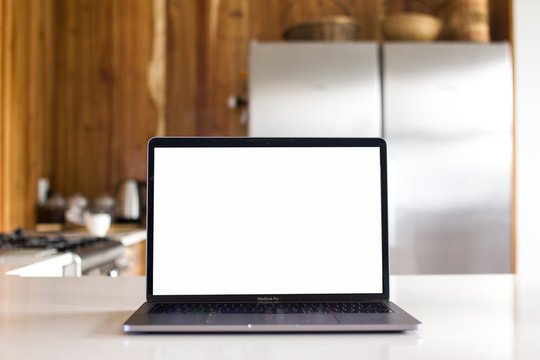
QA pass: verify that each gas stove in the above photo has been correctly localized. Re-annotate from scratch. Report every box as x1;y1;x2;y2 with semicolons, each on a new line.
0;229;128;276
0;228;113;251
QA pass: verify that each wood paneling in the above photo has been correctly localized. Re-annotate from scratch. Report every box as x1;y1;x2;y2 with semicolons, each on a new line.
1;0;161;231
166;0;251;136
1;0;53;232
489;0;510;41
52;0;159;198
149;0;167;137
165;0;198;136
198;0;249;135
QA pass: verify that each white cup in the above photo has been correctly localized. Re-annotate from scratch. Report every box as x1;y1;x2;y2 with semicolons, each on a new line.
84;213;111;237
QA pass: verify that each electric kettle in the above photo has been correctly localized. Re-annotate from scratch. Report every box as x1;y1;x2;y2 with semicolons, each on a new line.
116;179;146;223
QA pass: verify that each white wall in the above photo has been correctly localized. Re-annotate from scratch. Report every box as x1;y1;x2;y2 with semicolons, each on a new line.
514;0;540;280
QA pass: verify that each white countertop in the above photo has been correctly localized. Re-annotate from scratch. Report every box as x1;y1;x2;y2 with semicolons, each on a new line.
0;274;539;360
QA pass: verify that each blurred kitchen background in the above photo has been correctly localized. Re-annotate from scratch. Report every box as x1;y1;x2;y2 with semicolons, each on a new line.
1;0;539;278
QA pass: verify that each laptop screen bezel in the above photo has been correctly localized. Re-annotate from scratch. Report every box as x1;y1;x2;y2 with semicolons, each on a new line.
146;137;390;302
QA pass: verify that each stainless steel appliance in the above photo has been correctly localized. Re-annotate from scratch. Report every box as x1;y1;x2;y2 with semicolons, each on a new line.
383;43;513;274
249;42;381;137
248;42;514;274
0;229;129;277
116;179;145;224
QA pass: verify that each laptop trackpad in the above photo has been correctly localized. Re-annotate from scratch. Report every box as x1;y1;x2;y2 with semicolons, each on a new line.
207;314;338;325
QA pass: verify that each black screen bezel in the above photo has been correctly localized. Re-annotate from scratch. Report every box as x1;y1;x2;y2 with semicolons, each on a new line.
146;137;390;302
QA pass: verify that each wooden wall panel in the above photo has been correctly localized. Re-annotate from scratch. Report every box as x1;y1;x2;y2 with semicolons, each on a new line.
0;0;53;232
489;0;510;41
51;0;158;198
1;0;161;230
165;0;199;136
148;0;167;137
198;0;249;136
40;0;55;184
166;0;251;137
109;0;157;188
0;0;17;231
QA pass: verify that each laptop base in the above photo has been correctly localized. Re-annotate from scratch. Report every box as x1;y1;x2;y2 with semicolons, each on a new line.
123;301;420;333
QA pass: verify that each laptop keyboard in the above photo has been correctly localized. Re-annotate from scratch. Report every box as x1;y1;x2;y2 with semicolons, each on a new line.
149;302;393;314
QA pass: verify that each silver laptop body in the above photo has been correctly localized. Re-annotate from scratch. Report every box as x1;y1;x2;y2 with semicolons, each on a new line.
123;137;420;332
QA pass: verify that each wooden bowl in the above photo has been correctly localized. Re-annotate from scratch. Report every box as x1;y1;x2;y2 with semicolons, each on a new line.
382;13;442;41
283;16;360;41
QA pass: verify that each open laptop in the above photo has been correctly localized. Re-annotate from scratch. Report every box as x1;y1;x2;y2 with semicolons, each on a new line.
123;137;420;332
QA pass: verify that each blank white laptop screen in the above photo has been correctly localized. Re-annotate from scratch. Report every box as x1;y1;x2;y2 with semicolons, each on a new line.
153;147;383;295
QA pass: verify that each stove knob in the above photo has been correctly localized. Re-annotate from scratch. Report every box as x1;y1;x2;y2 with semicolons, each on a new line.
107;267;120;278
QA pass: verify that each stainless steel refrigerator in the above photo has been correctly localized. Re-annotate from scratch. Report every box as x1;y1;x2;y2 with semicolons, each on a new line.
249;42;514;274
383;43;513;273
249;42;381;137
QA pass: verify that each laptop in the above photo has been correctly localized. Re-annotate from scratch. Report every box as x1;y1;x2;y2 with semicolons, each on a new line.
123;137;421;332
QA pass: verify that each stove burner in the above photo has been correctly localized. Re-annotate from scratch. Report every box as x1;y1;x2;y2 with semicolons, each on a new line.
0;228;112;252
